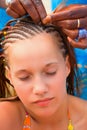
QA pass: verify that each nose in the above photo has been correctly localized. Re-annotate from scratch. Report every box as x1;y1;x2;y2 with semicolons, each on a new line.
33;76;48;96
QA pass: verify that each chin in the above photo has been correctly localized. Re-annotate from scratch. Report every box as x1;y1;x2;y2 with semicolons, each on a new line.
32;107;56;119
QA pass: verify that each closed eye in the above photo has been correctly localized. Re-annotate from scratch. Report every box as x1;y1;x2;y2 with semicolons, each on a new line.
18;74;32;81
19;76;29;81
46;71;57;76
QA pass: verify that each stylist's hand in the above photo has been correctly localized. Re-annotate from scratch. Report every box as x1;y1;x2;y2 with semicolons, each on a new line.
61;28;87;49
43;4;87;49
6;0;47;23
67;37;87;49
44;4;87;29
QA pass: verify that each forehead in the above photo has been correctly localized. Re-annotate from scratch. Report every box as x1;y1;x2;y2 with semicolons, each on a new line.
7;32;63;65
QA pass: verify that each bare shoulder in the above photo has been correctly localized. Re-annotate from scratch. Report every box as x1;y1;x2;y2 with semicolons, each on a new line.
70;95;87;108
0;100;25;130
69;95;87;129
69;95;87;113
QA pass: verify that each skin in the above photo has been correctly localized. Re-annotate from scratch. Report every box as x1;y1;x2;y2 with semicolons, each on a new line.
0;32;87;130
6;0;47;23
0;0;47;23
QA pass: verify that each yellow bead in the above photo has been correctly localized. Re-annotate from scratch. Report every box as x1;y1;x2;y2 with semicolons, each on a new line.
68;120;74;130
3;31;7;35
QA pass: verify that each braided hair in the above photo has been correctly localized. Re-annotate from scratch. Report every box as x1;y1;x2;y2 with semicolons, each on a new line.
0;16;79;99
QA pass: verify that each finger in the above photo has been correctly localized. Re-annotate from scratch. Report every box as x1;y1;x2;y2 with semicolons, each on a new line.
78;17;87;28
54;17;87;30
53;19;78;30
43;15;51;24
20;0;41;23
62;29;78;39
6;7;20;18
7;0;26;17
44;5;87;23
32;0;47;21
54;4;83;12
68;37;87;49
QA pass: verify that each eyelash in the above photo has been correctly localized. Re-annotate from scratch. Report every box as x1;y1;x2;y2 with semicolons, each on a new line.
46;71;56;76
18;71;56;81
19;76;30;81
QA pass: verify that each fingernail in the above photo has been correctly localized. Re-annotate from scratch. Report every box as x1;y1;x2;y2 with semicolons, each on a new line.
42;16;51;24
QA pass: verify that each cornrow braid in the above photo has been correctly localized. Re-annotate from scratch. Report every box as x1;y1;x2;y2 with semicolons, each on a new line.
0;16;78;99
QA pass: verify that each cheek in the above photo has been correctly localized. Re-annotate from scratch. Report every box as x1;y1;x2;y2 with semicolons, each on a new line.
52;70;67;95
51;73;67;109
54;76;66;93
10;77;28;98
13;83;31;104
10;76;32;104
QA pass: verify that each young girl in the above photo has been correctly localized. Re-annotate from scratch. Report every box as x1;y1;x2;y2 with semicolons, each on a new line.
0;16;87;130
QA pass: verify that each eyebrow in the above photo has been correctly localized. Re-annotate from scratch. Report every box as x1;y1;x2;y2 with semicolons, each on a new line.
15;62;58;75
15;70;29;76
45;62;58;67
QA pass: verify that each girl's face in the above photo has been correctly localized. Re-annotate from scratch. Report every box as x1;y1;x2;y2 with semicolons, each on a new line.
7;32;70;118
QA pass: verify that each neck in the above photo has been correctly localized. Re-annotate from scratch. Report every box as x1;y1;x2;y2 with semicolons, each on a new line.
30;95;69;129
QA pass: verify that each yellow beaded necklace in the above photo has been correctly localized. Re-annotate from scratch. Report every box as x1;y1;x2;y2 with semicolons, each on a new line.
23;111;74;130
68;119;74;130
68;110;74;130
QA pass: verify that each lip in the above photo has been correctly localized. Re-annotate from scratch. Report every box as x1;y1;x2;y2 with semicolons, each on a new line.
33;97;54;107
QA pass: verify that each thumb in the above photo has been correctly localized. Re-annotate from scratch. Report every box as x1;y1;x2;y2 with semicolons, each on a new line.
63;29;78;39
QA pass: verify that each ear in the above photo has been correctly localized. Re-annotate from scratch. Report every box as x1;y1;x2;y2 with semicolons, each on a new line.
5;66;12;83
65;55;71;77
